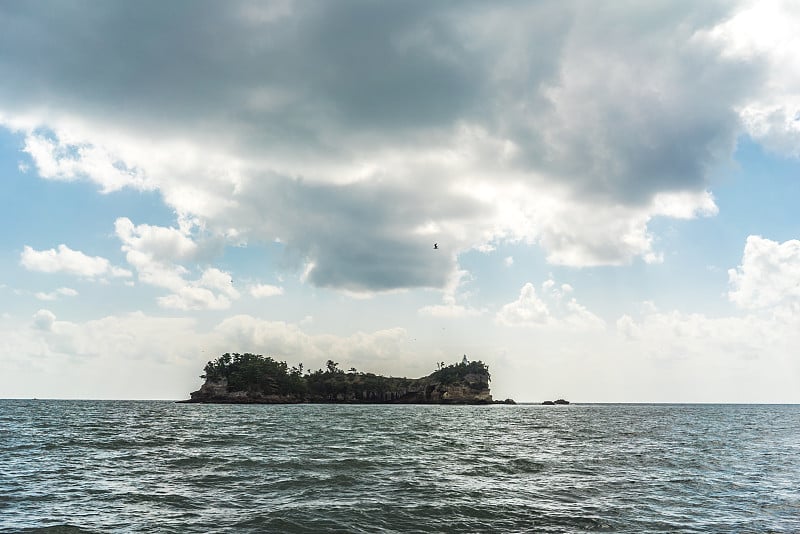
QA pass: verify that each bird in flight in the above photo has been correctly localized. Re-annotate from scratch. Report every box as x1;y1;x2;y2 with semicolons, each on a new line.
433;243;438;250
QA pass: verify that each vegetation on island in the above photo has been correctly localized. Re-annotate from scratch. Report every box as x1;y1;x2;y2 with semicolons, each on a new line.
199;352;491;401
202;352;307;395
430;359;490;385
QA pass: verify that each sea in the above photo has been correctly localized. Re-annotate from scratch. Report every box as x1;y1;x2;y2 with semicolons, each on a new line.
1;401;799;533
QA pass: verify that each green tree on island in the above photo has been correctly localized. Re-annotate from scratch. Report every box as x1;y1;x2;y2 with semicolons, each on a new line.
200;352;490;400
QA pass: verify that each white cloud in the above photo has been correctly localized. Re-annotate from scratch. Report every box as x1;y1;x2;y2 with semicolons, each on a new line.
496;280;605;329
114;217;202;263
22;132;151;193
614;302;796;364
151;267;239;311
563;298;606;330
121;248;189;291
650;190;719;219
115;217;238;310
199;268;239;299
728;235;800;310
1;308;439;397
212;316;317;359
15;310;203;373
34;287;78;301
418;268;482;318
250;284;284;298
418;304;482;318
21;244;131;279
496;283;550;327
0;309;211;399
157;287;232;311
704;0;800;156
32;309;56;331
213;315;415;372
462;182;718;268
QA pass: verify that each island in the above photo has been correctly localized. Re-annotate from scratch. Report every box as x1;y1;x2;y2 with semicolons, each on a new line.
181;353;512;404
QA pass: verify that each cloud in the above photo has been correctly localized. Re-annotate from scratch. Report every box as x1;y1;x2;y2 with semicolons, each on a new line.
156;286;234;312
496;279;605;329
250;177;478;291
2;1;797;290
114;217;204;263
592;301;800;402
704;0;800;156
149;266;239;312
210;315;328;360
728;235;800;310
519;189;718;267
2;309;430;398
250;284;284;298
32;309;56;331
199;268;239;299
153;267;240;311
516;3;756;201
418;304;481;319
19;310;202;365
22;131;150;193
114;217;238;310
418;268;482;317
34;287;78;301
496;283;550;326
20;244;131;279
614;303;792;363
4;308;426;387
213;314;413;370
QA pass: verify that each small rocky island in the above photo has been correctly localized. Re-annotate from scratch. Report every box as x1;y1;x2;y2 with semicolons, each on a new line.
182;353;509;404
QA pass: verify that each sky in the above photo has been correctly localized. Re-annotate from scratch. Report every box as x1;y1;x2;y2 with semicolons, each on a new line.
2;0;800;402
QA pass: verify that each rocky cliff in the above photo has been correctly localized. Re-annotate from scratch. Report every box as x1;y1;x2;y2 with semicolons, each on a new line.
182;353;493;404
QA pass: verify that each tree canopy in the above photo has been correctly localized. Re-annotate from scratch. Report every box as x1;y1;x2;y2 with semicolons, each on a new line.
430;360;491;384
200;352;490;400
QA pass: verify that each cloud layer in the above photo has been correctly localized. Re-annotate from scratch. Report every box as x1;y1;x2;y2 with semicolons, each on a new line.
2;1;799;293
728;235;800;311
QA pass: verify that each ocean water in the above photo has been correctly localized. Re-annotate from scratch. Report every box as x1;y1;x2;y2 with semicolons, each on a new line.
1;401;799;533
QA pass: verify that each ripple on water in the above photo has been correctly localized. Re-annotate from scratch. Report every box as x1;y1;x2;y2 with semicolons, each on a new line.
2;402;800;533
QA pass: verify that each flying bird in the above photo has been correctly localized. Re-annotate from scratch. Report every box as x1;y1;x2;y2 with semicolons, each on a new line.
433;243;438;249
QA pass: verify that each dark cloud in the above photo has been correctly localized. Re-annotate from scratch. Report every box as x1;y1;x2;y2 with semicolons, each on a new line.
1;1;757;193
228;175;487;291
495;1;759;203
0;0;485;151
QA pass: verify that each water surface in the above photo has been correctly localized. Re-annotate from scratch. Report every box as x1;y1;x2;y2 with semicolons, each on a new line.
2;401;798;532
